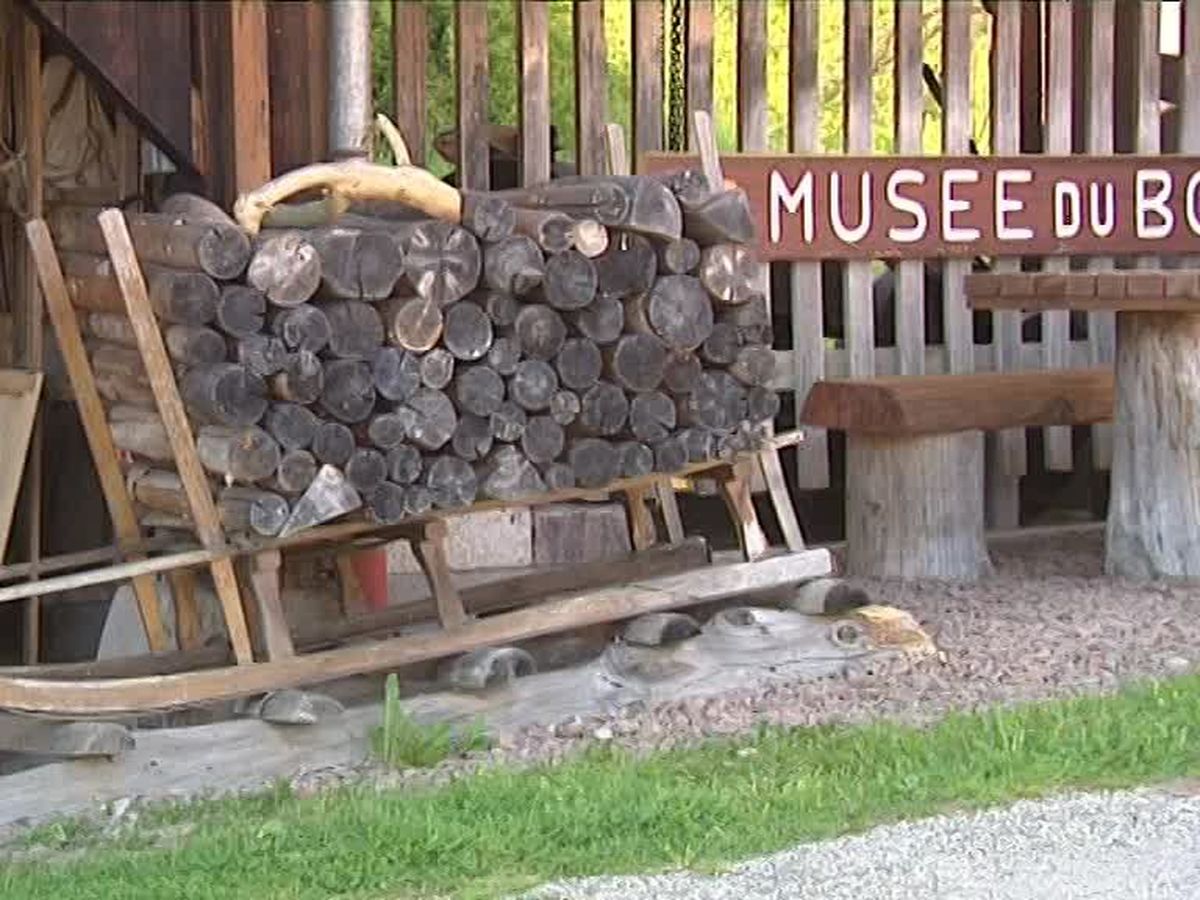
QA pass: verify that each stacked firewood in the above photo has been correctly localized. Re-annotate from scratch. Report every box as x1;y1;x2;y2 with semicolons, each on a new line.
48;170;775;539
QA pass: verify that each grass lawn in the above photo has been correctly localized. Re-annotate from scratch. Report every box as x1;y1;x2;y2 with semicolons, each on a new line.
2;674;1198;900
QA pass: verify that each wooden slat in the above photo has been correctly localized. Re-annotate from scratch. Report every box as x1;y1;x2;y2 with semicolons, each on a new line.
393;0;428;167
632;0;664;164
456;1;489;192
230;0;272;194
685;0;713;150
1135;0;1163;272
941;0;972;376
893;0;925;378
0;371;42;570
25;221;170;652
268;1;327;174
136;1;191;167
244;550;293;660
787;0;828;490
97;210;255;666
519;0;551;185
843;0;874;379
574;0;609;176
801;369;1115;437
1182;0;1200;154
737;1;768;151
306;1;329;166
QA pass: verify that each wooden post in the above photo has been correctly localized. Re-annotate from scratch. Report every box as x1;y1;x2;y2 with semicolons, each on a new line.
244;549;294;660
231;0;272;193
716;460;770;562
97;210;255;665
393;1;427;167
412;519;467;629
168;569;203;651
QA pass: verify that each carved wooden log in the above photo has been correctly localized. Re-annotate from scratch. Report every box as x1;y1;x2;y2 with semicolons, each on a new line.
270;304;331;353
461;191;516;243
514;304;567;360
629;390;676;443
371;346;421;401
604;333;667;392
50;206;252;279
508;358;559;411
247;231;321;307
387;444;423;484
549;389;581;426
678;370;747;431
477;445;544;500
263;402;320;450
404;387;457;450
443;301;494;361
345;447;388;494
318;358;376;423
385;296;443;352
490;401;528;443
568;437;620;488
322;299;385;360
425;454;478;507
642;274;714;351
520;414;565;464
195;424;282;483
366;480;408;524
512;207;575;254
453;364;505;417
272;448;318;494
60;253;220;324
593;232;656;301
539;461;576;490
652;433;688;473
615;440;655;477
367;411;409;450
235;333;289;377
554;337;602;391
483;235;545;296
477;289;519;328
486;335;521;376
312;421;356;467
700;321;741;365
308;227;404;300
576;382;629;436
655;237;701;275
402;220;481;306
270;350;324;404
452;413;495;461
216;285;267;337
698;243;760;306
570;296;624;345
180;363;268;427
418;347;456;390
543;249;598;310
663;350;702;394
728;345;776;387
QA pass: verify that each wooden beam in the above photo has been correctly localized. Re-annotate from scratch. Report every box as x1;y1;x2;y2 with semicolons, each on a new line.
455;1;489;191
574;0;608;176
518;0;550;185
230;0;272;193
392;1;427;167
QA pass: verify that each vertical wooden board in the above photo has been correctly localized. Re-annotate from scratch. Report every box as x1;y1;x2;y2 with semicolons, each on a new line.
519;0;551;185
230;0;272;194
1181;0;1200;154
575;0;609;176
136;1;192;167
632;0;665;163
941;0;972;377
1019;1;1044;154
1135;1;1162;267
193;0;235;208
62;1;139;105
685;0;713;149
894;0;924;377
456;1;489;192
0;371;42;562
306;0;330;165
737;0;768;151
268;1;317;174
843;0;874;379
788;0;828;490
1086;0;1116;470
989;0;1027;481
245;550;293;661
393;0;428;167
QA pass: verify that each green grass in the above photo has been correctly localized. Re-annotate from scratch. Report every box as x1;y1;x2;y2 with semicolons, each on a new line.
3;675;1199;900
372;673;491;769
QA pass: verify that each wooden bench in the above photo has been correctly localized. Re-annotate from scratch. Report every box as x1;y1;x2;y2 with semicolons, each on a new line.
800;369;1113;581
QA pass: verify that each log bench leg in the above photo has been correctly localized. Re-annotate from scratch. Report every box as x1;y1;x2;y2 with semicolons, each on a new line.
1106;312;1200;579
846;430;991;580
412;520;469;629
622;487;659;551
245;550;294;661
717;460;771;561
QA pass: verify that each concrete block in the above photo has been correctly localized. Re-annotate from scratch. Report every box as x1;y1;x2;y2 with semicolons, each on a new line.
532;502;631;566
387;508;532;573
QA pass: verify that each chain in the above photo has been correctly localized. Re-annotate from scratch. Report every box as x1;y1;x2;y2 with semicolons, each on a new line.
666;0;686;151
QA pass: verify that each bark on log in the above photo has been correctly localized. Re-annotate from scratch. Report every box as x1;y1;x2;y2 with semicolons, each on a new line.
418;347;456;390
60;253;220;324
644;274;714;351
453;365;505;417
385;296;444;353
554;337;602;391
543;250;598;310
158;192;238;225
366;481;408;524
520;415;565;464
312;421;356;467
443;301;494;361
698;243;760;306
570;297;624;345
270;350;325;404
345;447;388;494
478;445;545;500
662;350;702;394
425;454;478;507
367;412;409;450
180;363;268;427
629;390;676;443
483;235;545;296
108;407;174;461
568;438;620;488
490;401;528;443
371;346;421;401
404;387;457;450
318;358;376;423
490;176;682;241
615;440;654;478
235;334;289;377
195;424;282;483
247;231;321;307
577;382;629;436
461;191;516;243
512;207;575;254
593;232;656;301
216;285;267;337
655;237;701;275
217;485;290;537
452;414;495;461
728;345;776;387
387;444;423;484
700;321;741;365
514;304;567;360
308;227;404;300
508;358;559;411
322;300;385;360
678;370;747;430
1107;312;1200;579
264;402;320;450
486;335;521;376
167;325;229;366
272;449;318;494
604;333;667;392
549;389;581;426
402;220;482;306
270;304;331;353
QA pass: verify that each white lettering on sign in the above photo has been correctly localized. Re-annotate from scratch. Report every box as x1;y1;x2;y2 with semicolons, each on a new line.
830;172;871;242
1054;180;1082;240
1186;172;1200;235
1136;169;1173;239
769;170;814;243
887;169;927;242
995;169;1033;240
942;169;980;241
1090;181;1116;237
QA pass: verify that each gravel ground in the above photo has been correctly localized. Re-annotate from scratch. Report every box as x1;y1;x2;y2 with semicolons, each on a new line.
521;786;1200;900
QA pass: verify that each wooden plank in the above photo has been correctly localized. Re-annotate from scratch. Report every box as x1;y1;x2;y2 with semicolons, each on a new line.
393;0;428;167
623;487;659;551
894;0;925;377
518;0;550;185
456;1;489;192
97;210;254;665
136;1;192;167
230;0;272;194
168;568;203;651
192;0;235;207
1020;1;1044;153
0;371;42;562
244;550;293;660
787;0;828;489
0;549;834;716
24;221;171;653
737;0;768;151
62;1;138;105
941;0;972;376
268;1;326;174
413;520;468;629
574;0;609;176
717;460;770;561
801;369;1115;436
685;0;714;148
654;479;685;542
757;446;804;551
632;0;664;164
843;0;874;379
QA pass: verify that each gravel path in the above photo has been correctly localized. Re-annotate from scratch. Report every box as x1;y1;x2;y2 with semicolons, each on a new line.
522;786;1200;899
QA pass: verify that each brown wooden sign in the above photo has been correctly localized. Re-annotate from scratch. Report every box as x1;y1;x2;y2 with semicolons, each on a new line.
642;153;1200;261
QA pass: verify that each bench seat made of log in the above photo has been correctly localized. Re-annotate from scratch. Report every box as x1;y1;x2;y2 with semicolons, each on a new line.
800;369;1114;581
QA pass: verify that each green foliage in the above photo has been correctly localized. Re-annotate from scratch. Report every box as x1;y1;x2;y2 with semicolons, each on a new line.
371;672;490;769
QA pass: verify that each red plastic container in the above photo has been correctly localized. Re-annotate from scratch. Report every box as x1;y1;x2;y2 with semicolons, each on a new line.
349;546;390;611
